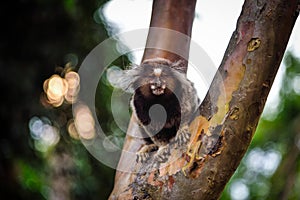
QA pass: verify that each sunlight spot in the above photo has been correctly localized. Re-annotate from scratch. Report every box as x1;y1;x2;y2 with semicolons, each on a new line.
43;75;68;107
67;120;79;140
262;150;281;176
29;116;44;140
28;116;60;152
74;104;95;140
245;148;281;177
48;75;68;99
64;71;80;103
65;71;80;89
292;75;300;94
42;70;80;107
230;180;249;200
40;124;60;147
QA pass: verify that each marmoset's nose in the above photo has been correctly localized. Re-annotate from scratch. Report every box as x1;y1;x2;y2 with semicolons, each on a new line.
154;77;162;87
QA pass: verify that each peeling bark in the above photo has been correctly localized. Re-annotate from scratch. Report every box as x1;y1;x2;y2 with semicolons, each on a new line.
109;0;299;199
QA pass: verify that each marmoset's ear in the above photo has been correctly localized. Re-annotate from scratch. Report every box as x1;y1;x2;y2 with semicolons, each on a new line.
106;65;140;93
142;58;187;74
170;59;187;74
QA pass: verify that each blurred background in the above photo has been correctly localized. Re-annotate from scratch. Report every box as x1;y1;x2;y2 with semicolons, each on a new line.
0;0;299;199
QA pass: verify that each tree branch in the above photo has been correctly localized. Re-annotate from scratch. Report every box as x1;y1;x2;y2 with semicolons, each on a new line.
109;0;299;199
142;0;196;72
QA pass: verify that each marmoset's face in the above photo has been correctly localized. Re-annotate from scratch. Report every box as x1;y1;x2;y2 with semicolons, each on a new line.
134;64;178;97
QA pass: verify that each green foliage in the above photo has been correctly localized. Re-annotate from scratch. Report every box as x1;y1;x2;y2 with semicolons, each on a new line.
16;160;46;196
0;0;129;199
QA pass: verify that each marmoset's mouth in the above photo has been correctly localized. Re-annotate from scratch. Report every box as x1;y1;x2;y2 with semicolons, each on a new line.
150;84;166;95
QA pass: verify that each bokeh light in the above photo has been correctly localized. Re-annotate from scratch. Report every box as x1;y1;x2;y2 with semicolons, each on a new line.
230;180;249;200
28;116;44;140
42;68;80;107
67;119;80;140
245;148;281;177
28;116;60;152
43;75;68;107
74;104;95;140
293;75;300;94
38;66;83;151
48;75;68;99
64;71;80;103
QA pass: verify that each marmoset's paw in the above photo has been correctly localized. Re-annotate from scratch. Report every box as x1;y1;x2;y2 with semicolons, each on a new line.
136;144;158;163
154;145;170;163
175;125;191;146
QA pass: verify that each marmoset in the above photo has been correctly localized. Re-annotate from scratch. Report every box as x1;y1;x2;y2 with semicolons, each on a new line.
108;58;199;162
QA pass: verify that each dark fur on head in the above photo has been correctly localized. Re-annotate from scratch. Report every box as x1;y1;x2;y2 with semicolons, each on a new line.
132;64;182;145
107;57;199;149
130;58;199;146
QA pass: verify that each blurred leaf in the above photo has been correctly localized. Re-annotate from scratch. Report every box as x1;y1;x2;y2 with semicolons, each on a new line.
16;160;45;193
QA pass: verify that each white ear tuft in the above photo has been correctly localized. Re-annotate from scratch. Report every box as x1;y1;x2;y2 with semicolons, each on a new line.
171;59;187;73
106;65;137;93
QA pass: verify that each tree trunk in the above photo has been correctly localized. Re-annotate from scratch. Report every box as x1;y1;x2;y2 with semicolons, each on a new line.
109;0;299;199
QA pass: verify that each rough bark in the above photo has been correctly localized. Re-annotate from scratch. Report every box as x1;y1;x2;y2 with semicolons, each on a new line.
142;0;196;72
109;0;299;199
